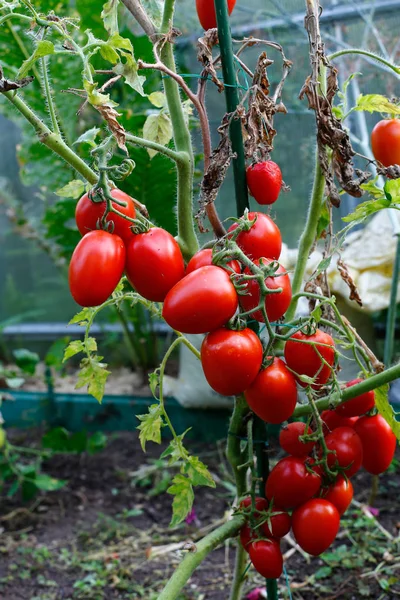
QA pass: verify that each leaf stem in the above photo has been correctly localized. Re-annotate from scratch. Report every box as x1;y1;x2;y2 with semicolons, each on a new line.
125;132;184;163
328;48;400;75
41;56;60;136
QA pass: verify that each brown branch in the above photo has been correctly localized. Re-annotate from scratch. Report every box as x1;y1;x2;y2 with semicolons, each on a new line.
120;0;157;40
341;316;384;373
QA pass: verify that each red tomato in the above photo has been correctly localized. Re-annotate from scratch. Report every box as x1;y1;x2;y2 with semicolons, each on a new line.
240;523;256;551
323;476;353;516
245;358;297;424
246;161;283;205
195;0;236;30
239;497;291;539
240;496;268;513
75;188;136;242
249;540;283;579
371;119;400;167
284;329;335;389
201;328;262;396
240;259;291;323
354;414;396;474
324;426;363;477
292;499;340;556
162;266;238;334
228;212;282;261
321;410;358;433
125;227;184;302
261;506;291;539
335;379;375;417
279;422;316;457
69;230;125;307
265;456;321;510
186;248;241;275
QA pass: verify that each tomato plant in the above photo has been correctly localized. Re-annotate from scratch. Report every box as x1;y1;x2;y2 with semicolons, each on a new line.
125;227;185;302
292;499;340;556
246;161;283;205
68;230;125;307
75;188;136;242
371;118;400;167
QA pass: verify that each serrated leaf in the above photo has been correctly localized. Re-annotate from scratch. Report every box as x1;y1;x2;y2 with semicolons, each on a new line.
342;197;393;223
76;357;110;402
143;113;172;158
113;51;145;96
360;176;383;199
384;178;400;202
34;474;66;491
354;94;400;115
73;127;100;146
137;404;164;450
374;384;400;441
184;456;215;487
83;79;118;107
167;474;194;527
149;369;160;398
109;32;133;52
101;0;119;34
141;0;164;27
56;180;86;199
148;91;167;108
63;340;85;362
100;43;120;64
69;307;95;325
18;41;55;78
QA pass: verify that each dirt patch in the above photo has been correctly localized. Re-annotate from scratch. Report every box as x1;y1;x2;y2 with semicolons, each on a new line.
0;430;399;599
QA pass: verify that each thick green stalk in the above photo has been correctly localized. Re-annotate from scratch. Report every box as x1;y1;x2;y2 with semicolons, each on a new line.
328;48;400;75
5;92;97;184
384;233;400;367
158;0;198;260
157;515;246;600
214;0;249;216
125;132;183;163
293;360;400;418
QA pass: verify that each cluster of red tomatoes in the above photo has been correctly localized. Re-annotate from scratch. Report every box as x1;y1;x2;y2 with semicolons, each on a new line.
239;386;396;579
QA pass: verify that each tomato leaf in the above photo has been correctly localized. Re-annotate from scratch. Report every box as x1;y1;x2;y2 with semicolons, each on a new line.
374;385;400;441
310;305;322;324
142;113;173;158
360;176;384;199
342;197;394;223
316;202;330;238
354;94;400;115
18;40;55;78
167;473;194;527
63;340;85;361
141;0;164;28
113;51;146;95
149;369;160;399
384;178;400;202
69;308;95;326
34;473;67;491
314;256;332;278
73;127;101;147
184;456;216;488
101;0;119;34
56;180;86;199
75;356;110;402
137;403;164;451
148;91;167;108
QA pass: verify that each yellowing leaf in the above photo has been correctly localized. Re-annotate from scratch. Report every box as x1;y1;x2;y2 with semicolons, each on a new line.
56;180;86;199
113;51;145;96
137;404;164;450
167;474;194;527
101;0;119;34
18;41;55;78
355;94;400;115
148;91;167;108
143;113;172;158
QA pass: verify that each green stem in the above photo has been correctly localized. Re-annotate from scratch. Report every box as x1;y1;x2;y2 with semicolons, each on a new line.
157;515;246;600
4;92;97;184
158;0;198;260
214;0;249;216
328;48;400;75
384;233;400;367
293;360;400;418
125;132;183;163
41;56;61;136
6;20;40;81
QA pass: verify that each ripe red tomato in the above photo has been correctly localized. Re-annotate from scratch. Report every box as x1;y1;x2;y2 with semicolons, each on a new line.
240;259;291;323
228;212;282;261
284;329;335;389
265;456;321;510
245;358;297;424
292;499;340;556
69;230;125;307
186;248;241;275
75;188;136;242
201;328;263;396
125;227;184;302
246;161;283;205
249;540;283;579
239;497;291;540
240;496;268;512
354;414;396;474
371;119;400;167
323;476;353;516
261;506;291;539
195;0;236;30
324;426;363;477
162;266;238;334
321;409;358;433
240;523;256;551
335;379;375;418
279;422;316;457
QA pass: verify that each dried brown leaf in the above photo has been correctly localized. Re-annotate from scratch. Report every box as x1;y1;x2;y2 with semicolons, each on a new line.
197;30;224;92
337;259;363;306
96;104;127;152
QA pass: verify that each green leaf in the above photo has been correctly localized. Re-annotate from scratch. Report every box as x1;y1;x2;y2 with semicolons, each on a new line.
42;427;70;452
167;473;194;527
63;340;85;362
113;51;146;95
73;127;101;146
137;404;164;451
101;0;119;34
342;197;393;223
360;176;384;199
316;202;330;238
148;91;167;108
18;40;55;78
354;94;400;115
143;113;173;158
100;43;120;64
76;356;110;402
332;106;344;120
384;178;400;202
83;79;118;107
45;337;70;370
141;0;164;28
314;256;332;277
184;456;215;487
56;180;86;199
314;566;332;579
69;308;95;326
149;369;160;398
87;431;108;454
310;305;322;323
7;479;20;498
13;348;39;375
34;474;66;491
374;384;400;441
108;32;134;52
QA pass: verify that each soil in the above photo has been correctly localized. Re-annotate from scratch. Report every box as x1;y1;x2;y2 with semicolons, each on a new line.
0;429;399;600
